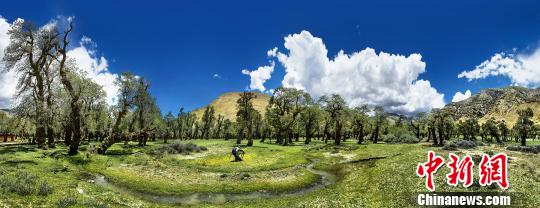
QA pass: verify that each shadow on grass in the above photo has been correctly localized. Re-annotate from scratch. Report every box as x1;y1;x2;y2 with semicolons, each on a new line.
2;159;38;165
0;145;38;155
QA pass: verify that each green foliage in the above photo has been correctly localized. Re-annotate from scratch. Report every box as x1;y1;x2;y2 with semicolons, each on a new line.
458;118;481;141
236;92;261;145
385;126;419;143
319;94;348;144
515;107;535;146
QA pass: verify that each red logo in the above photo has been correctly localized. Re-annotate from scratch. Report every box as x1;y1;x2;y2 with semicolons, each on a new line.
416;151;445;191
446;153;474;188
479;153;509;189
417;151;508;191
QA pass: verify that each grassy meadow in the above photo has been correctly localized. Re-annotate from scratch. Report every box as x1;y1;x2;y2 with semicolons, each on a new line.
0;139;538;208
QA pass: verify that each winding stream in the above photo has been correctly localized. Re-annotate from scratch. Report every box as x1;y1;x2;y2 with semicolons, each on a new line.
93;157;338;205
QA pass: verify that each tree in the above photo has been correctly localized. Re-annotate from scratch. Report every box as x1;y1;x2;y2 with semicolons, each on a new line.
300;94;320;144
130;77;159;146
164;112;175;143
236;92;258;146
222;118;233;140
351;105;369;144
214;114;224;139
370;106;386;144
185;113;197;139
319;94;347;145
431;110;453;146
483;117;500;143
3;19;59;148
458;118;480;141
98;72;138;154
410;112;427;140
498;120;509;142
201;106;215;139
0;111;12;142
53;19;85;154
73;70;109;144
3;17;93;154
515;107;534;146
267;87;309;145
177;107;186;139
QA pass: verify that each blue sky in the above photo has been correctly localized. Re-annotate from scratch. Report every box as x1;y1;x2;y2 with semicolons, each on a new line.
1;0;540;114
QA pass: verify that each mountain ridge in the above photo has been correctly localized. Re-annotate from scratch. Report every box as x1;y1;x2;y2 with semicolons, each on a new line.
191;92;271;121
441;86;540;126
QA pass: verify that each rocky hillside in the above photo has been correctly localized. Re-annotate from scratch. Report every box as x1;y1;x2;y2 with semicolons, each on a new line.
191;92;271;121
441;86;540;126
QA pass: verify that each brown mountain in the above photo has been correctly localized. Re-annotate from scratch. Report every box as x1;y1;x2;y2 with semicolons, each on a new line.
191;92;271;121
441;86;540;126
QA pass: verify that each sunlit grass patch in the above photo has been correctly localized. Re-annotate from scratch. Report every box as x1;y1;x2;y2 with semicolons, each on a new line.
83;140;319;196
177;141;309;172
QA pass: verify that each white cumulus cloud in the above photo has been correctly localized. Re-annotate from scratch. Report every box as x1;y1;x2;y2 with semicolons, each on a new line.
452;90;471;102
241;61;275;92
458;48;540;87
0;16;18;108
67;37;119;105
269;30;445;114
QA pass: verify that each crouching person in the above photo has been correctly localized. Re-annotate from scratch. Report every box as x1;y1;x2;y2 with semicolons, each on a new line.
231;145;244;162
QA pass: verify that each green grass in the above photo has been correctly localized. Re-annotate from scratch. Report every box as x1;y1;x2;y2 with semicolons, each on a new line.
218;141;540;208
83;140;318;196
178;140;309;172
0;139;539;207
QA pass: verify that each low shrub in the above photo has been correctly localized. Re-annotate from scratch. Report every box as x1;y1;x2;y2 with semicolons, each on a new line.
38;181;53;196
0;171;35;195
382;133;420;143
0;171;54;196
12;181;34;196
507;145;540;154
381;134;396;143
455;140;478;149
81;199;108;208
443;140;486;150
57;196;77;208
442;143;459;151
105;149;132;155
151;142;208;155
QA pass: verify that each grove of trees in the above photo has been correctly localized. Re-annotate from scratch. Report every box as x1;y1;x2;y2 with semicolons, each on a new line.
1;18;539;156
